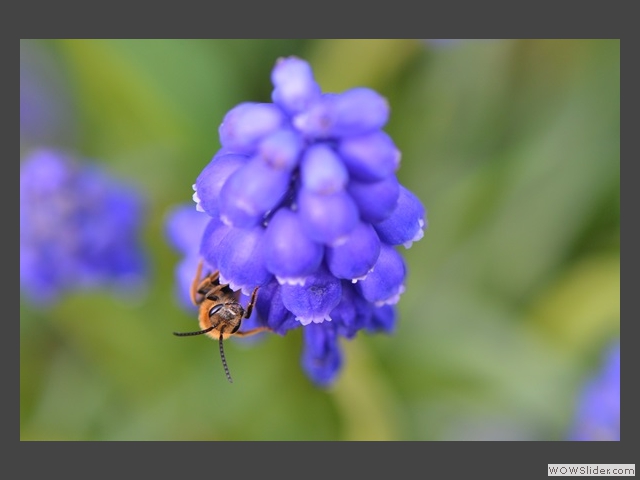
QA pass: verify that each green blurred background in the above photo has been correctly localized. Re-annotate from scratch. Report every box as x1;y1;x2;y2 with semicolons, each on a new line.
20;39;620;441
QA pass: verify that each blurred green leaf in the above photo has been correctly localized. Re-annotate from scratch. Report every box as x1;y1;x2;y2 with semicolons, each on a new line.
308;39;422;93
527;254;620;355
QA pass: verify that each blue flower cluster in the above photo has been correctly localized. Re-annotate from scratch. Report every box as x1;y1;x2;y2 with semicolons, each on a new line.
568;341;620;441
20;149;148;306
185;56;426;386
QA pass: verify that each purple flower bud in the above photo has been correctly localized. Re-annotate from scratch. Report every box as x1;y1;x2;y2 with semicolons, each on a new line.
213;224;273;295
165;204;210;254
280;265;342;325
326;221;381;281
255;279;301;335
300;143;349;195
219;102;285;154
164;204;211;309
263;208;324;284
366;304;397;334
331;282;373;339
338;130;400;182
293;88;389;139
194;152;247;217
301;323;343;387
347;174;400;223
356;244;406;306
271;56;322;115
198;215;231;272
257;128;304;172
297;188;359;245
374;185;426;248
219;156;292;228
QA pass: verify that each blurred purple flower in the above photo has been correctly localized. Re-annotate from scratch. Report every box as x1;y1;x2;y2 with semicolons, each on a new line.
171;56;427;387
568;341;620;441
20;40;75;148
20;149;148;305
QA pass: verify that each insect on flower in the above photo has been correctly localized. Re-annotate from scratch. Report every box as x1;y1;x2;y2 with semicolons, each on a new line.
173;260;270;383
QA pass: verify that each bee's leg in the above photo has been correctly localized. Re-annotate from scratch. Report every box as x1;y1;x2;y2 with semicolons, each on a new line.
234;286;268;337
198;272;221;293
189;259;205;306
191;263;222;305
204;285;226;302
234;326;270;337
243;286;260;319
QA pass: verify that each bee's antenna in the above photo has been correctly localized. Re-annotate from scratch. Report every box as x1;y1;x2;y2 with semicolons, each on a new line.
173;326;216;337
219;335;233;383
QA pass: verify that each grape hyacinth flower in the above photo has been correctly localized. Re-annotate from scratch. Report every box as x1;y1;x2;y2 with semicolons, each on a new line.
185;56;426;387
20;149;147;306
568;341;620;441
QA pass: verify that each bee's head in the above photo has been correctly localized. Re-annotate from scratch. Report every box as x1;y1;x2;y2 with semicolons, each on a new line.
208;302;243;333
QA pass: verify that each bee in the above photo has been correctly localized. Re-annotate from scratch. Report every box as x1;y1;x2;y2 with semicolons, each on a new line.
173;259;270;383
